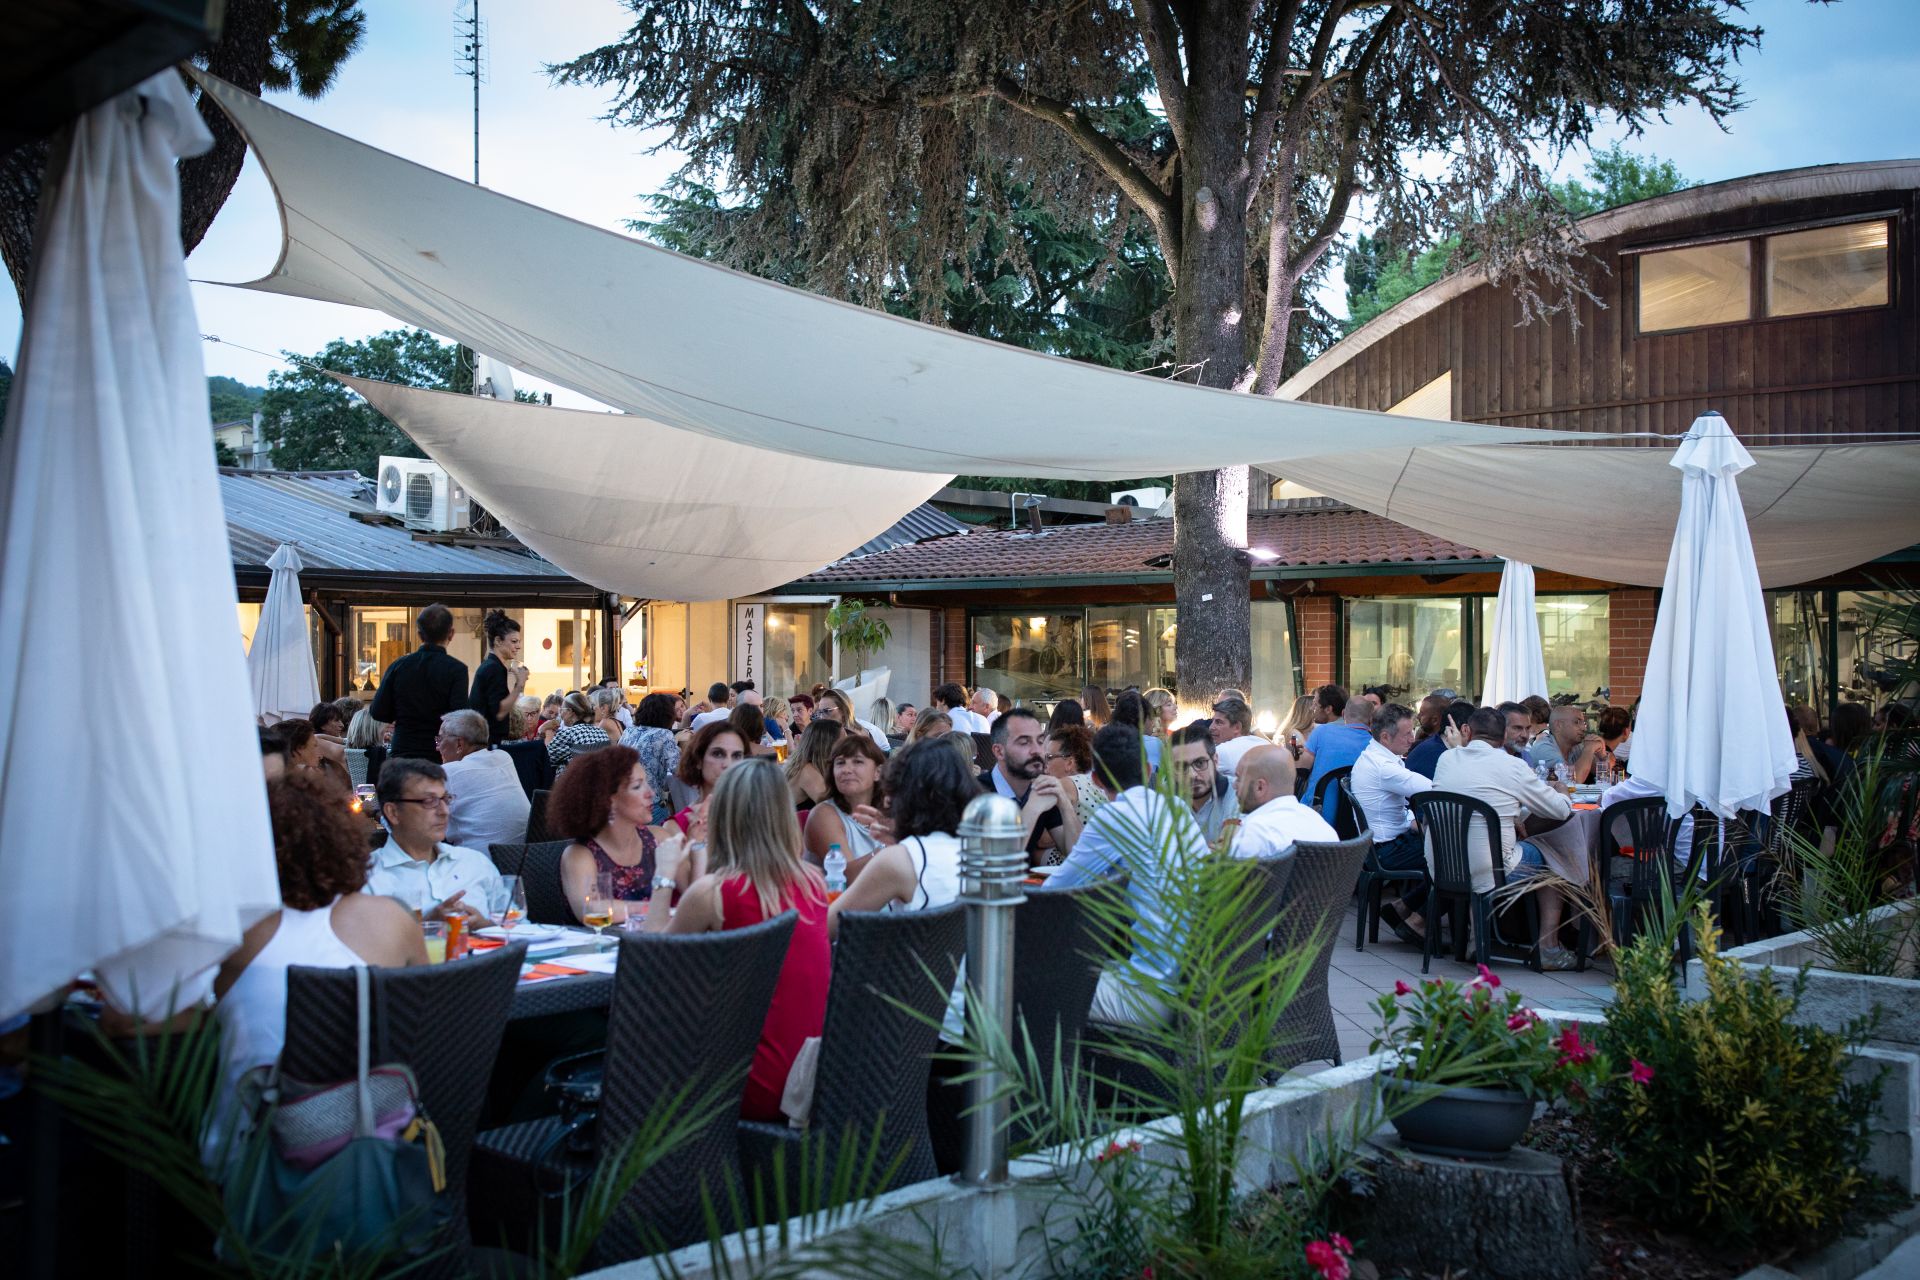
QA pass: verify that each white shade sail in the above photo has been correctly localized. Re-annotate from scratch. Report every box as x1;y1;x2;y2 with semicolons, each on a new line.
1629;414;1799;820
1482;560;1548;705
248;542;320;721
190;70;1572;480
1274;439;1920;588
338;376;947;601
0;73;280;1020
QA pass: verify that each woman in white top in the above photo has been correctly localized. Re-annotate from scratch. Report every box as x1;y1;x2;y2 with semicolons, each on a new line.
829;738;974;935
805;733;891;868
207;773;426;1164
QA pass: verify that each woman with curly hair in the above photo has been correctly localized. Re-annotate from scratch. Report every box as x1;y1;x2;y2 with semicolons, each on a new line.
803;733;889;867
643;757;828;1122
783;718;844;811
549;744;700;925
670;720;749;832
208;773;426;1158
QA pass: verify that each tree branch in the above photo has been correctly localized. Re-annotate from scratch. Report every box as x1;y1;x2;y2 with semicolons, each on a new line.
1130;0;1191;150
988;77;1175;235
1245;0;1306;177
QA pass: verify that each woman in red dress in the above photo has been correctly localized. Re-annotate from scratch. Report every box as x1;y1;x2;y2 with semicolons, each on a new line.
645;756;831;1121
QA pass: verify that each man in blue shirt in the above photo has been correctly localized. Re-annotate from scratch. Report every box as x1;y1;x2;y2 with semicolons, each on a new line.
1300;697;1375;820
1407;700;1473;779
1047;723;1210;1029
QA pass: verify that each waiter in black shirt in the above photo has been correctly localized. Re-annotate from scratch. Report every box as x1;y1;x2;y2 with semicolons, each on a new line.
470;609;528;746
369;603;469;761
977;706;1082;866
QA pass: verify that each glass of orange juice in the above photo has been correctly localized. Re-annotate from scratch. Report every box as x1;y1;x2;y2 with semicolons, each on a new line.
421;920;447;964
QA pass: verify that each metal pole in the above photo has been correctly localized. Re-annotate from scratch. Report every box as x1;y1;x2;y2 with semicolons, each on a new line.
956;793;1028;1186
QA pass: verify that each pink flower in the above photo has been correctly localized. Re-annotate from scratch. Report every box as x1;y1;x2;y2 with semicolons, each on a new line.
1507;1010;1537;1032
1631;1059;1655;1086
1095;1139;1141;1165
1330;1232;1353;1255
1555;1024;1594;1066
1474;963;1501;989
1305;1240;1351;1280
1394;980;1412;996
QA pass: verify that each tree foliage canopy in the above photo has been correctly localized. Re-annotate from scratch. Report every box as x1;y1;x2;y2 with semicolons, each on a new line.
259;329;453;477
207;375;265;424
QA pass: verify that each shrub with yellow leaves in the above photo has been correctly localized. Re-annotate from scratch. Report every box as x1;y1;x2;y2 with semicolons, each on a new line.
1594;903;1883;1246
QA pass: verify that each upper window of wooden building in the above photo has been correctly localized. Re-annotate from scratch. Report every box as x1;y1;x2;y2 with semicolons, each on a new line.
1635;217;1891;333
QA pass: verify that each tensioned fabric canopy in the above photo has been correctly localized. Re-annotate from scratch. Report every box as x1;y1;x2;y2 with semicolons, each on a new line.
338;376;947;600
1275;439;1920;588
192;71;1570;481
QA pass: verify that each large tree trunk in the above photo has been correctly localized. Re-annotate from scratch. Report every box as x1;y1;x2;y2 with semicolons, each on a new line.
1168;39;1254;712
0;0;278;304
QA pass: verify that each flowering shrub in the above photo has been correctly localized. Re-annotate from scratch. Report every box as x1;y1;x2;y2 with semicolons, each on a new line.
1369;965;1607;1103
1303;1232;1353;1280
1594;906;1883;1246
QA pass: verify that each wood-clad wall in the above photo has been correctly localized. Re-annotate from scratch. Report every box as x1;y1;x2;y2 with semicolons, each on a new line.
1256;186;1918;506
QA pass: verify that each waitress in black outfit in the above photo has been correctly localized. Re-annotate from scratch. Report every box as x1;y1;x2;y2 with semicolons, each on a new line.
369;603;468;761
470;609;528;746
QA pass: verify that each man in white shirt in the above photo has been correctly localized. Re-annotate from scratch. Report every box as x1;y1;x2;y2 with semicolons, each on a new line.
435;709;532;853
1230;744;1337;859
1169;724;1241;846
1209;696;1270;777
688;680;737;729
932;681;989;734
1350;702;1435;944
968;685;1000;730
1046;724;1211;1028
367;757;503;923
1431;705;1575;968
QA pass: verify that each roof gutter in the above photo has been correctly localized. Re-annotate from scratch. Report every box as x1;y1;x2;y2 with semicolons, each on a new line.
771;559;1505;594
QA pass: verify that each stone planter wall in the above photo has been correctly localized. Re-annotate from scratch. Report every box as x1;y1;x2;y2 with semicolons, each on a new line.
1689;902;1920;1193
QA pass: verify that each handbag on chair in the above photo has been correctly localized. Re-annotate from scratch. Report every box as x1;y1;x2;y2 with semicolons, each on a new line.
225;966;450;1260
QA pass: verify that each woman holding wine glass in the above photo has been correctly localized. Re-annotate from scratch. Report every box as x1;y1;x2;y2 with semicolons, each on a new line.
549;744;702;928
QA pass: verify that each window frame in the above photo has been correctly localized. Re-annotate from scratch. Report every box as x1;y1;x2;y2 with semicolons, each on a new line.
1629;212;1897;337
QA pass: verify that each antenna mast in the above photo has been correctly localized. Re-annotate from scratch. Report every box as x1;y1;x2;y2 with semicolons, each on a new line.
455;0;485;185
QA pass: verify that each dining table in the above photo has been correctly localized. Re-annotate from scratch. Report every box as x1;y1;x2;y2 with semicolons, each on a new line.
466;924;623;1019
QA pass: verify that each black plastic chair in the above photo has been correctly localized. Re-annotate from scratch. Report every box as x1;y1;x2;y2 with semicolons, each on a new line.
1409;791;1540;975
524;788;553;844
1747;774;1820;937
280;943;526;1276
1268;835;1371;1070
1079;854;1295;1114
738;904;965;1201
1310;765;1354;833
498;738;555;799
517;840;576;925
1345;778;1425;953
1602;794;1687;957
469;914;797;1262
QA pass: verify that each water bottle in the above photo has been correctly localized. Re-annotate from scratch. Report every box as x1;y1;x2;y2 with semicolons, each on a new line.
823;844;847;902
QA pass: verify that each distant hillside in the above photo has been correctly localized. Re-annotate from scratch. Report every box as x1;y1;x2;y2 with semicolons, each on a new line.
209;374;265;423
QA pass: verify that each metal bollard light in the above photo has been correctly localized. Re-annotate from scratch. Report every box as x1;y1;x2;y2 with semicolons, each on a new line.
955;792;1029;1185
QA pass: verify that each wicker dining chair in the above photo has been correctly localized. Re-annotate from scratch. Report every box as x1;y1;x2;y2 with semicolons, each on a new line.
517;840;577;926
279;943;525;1277
1267;834;1371;1071
738;904;965;1203
524;789;554;844
468;913;797;1263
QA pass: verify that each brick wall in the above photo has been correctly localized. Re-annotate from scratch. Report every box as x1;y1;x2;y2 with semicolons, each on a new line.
1609;588;1657;704
1296;594;1338;690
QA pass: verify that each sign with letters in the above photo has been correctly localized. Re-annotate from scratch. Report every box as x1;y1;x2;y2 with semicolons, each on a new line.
733;603;763;688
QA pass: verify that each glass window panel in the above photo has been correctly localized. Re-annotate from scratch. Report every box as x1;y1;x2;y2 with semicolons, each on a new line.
1836;590;1918;711
1344;598;1464;700
1638;240;1751;332
765;604;835;693
971;611;1085;707
1250;600;1299;733
350;606;413;693
1767;590;1827;711
1476;594;1610;700
1088;606;1176;697
1766;220;1890;317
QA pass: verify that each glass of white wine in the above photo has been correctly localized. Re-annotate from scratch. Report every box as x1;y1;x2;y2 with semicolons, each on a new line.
582;871;617;942
494;875;526;938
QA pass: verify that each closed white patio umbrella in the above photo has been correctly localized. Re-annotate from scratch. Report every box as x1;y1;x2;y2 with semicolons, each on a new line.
0;72;281;1020
1481;558;1549;705
1630;413;1799;820
248;542;320;722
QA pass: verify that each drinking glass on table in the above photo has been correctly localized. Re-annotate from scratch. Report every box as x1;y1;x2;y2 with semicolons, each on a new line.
582;871;617;941
421;920;447;964
493;875;526;937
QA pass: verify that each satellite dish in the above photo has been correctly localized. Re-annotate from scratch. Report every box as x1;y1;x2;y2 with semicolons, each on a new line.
380;465;403;505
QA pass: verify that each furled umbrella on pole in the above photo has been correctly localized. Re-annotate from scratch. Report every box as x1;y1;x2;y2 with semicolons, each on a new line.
249;542;320;723
1629;413;1799;820
0;72;281;1022
1482;558;1549;705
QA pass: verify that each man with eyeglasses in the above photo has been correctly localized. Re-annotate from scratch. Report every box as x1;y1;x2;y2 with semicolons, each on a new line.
1169;723;1240;848
366;757;501;923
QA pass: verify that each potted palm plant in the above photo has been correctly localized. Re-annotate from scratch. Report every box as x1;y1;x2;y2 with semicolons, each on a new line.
1369;966;1609;1159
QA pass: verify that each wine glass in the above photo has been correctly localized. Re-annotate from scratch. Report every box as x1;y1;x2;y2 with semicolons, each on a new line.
494;875;526;938
582;871;616;942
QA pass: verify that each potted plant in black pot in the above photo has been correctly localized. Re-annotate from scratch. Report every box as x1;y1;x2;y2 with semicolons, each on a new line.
1370;965;1607;1159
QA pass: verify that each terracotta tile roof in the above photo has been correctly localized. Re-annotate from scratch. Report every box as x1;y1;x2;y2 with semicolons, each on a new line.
796;502;1490;586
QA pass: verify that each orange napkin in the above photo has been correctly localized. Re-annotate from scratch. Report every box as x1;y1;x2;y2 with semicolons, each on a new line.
468;937;505;950
520;962;590;983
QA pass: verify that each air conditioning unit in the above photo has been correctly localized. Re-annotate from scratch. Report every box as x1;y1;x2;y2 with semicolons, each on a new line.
375;456;471;531
1110;486;1169;509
